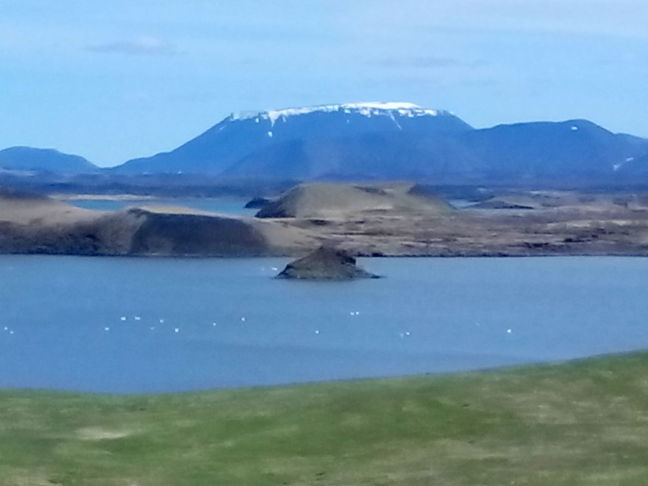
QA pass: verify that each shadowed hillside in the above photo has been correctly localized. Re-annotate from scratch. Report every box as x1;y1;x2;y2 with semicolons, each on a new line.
0;189;313;256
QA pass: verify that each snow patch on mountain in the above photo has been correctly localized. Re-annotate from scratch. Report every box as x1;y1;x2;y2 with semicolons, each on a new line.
230;102;443;127
613;156;635;171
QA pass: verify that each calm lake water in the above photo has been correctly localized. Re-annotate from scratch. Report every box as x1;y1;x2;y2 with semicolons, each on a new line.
1;256;647;393
67;197;257;216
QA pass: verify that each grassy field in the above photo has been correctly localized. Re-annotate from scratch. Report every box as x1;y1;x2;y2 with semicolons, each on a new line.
3;353;648;485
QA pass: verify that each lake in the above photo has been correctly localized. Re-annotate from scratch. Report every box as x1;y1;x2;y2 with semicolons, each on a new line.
67;197;257;216
1;256;647;393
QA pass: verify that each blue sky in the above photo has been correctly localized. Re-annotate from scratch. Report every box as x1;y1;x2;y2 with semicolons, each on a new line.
1;0;647;167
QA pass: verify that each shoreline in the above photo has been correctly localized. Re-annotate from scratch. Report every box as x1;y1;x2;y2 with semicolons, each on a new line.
2;250;648;258
5;187;648;258
50;194;251;201
51;193;158;201
0;349;636;396
2;350;648;483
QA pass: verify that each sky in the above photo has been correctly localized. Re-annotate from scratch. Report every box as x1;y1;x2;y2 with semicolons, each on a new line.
1;0;647;167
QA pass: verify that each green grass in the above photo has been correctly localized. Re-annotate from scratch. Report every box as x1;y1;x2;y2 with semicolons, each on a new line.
3;353;648;485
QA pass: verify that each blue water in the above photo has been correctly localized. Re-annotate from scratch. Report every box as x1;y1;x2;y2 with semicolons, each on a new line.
1;256;647;393
68;197;257;216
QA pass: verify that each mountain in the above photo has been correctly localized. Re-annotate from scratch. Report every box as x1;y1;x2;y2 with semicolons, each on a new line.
223;130;476;180
459;120;648;181
0;147;97;173
111;102;648;184
114;102;473;175
226;119;648;183
3;103;645;189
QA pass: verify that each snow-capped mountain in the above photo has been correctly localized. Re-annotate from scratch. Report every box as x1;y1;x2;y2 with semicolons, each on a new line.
230;102;446;125
113;102;648;183
115;102;472;175
3;102;646;183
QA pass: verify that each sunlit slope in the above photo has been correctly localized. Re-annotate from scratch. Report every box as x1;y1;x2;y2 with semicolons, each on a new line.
256;182;454;218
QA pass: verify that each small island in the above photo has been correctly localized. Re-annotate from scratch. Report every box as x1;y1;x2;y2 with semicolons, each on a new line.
276;246;380;280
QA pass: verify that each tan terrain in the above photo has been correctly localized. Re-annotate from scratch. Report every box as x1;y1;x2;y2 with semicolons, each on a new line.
256;182;453;218
262;184;648;257
3;184;648;257
0;188;314;256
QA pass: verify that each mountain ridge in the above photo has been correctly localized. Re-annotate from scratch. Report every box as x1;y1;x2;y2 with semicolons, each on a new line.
3;102;648;184
111;102;648;182
0;146;97;173
114;102;471;175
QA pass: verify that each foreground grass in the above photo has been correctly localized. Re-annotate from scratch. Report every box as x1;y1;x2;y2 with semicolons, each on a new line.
3;354;648;485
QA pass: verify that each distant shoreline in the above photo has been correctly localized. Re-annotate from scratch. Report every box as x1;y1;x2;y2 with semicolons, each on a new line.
51;193;158;201
51;194;255;201
5;184;648;259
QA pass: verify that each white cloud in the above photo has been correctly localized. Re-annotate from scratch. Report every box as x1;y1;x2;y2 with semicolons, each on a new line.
86;36;178;55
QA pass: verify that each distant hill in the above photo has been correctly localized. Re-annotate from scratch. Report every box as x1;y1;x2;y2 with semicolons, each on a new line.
459;120;648;181
0;147;97;173
110;102;648;184
256;182;454;218
114;102;473;175
225;120;648;183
